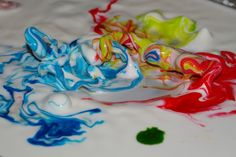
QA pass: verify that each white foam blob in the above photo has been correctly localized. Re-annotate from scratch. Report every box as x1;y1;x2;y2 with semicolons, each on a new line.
183;28;214;52
42;93;72;114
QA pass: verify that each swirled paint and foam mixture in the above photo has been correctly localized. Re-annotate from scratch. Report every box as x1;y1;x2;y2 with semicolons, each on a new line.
0;41;105;146
89;0;213;52
0;25;142;146
87;0;236;115
0;0;236;147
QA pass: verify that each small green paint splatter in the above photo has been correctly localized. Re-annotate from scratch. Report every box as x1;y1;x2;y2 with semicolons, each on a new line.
136;127;165;145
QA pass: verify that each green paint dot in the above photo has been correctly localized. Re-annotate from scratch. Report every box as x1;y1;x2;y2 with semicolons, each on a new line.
136;127;165;145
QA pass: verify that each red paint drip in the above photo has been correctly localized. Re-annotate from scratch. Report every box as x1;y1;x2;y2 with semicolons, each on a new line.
184;114;206;127
82;95;167;106
82;97;113;106
89;0;118;34
208;110;236;118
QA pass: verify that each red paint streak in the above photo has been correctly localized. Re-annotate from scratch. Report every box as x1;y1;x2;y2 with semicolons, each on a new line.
184;114;206;127
208;110;236;118
89;0;118;34
82;95;168;106
82;97;113;106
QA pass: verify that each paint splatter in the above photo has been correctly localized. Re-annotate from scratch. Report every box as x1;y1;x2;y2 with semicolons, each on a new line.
136;127;165;145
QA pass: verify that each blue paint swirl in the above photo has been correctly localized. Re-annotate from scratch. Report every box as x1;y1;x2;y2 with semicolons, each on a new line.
23;27;143;92
0;26;143;146
0;83;103;146
144;49;161;65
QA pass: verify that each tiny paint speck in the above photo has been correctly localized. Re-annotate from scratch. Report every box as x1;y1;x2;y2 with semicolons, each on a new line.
136;127;165;145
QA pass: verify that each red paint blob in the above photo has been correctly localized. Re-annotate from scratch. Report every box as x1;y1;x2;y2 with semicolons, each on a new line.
159;51;236;114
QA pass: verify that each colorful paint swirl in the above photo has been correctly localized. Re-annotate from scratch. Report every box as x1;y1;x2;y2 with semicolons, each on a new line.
0;25;143;146
86;0;236;116
23;27;143;92
89;0;212;51
81;45;236;116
